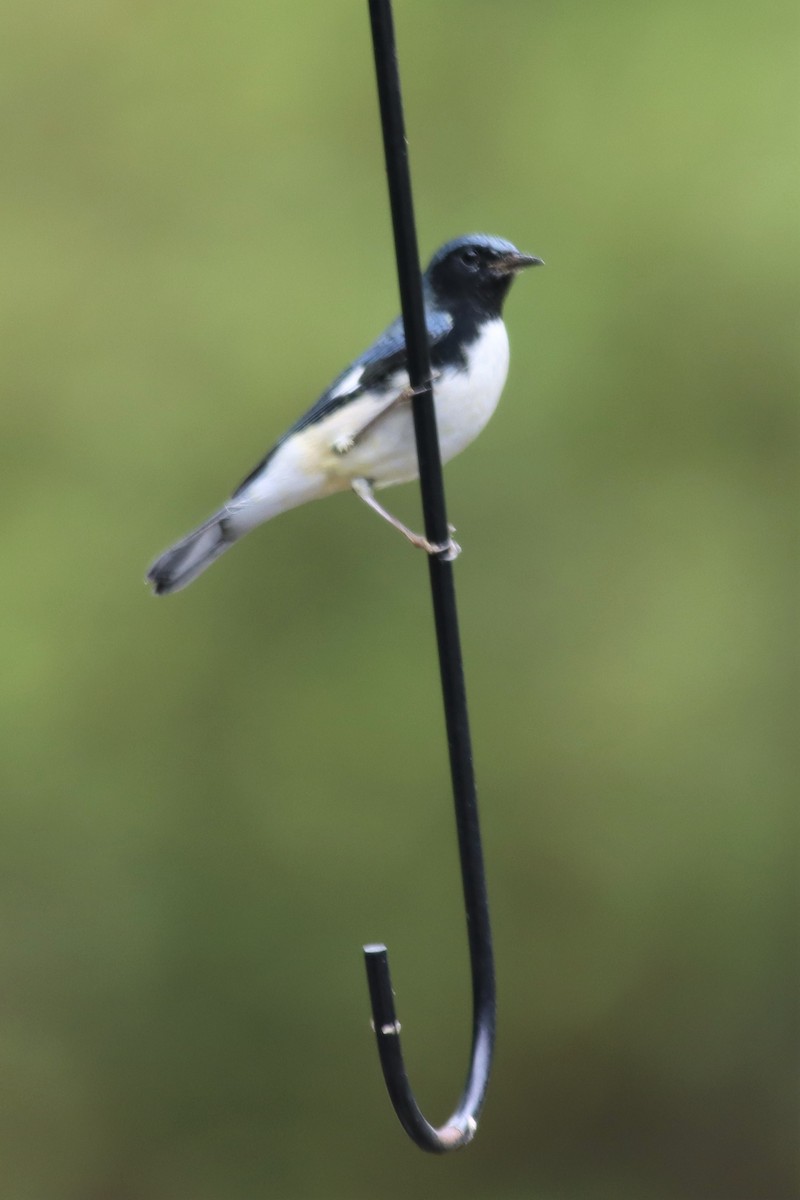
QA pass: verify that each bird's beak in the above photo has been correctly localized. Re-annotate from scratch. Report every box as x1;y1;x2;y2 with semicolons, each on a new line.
493;251;545;276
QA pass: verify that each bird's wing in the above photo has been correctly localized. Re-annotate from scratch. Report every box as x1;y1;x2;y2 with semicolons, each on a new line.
287;307;453;435
233;306;453;497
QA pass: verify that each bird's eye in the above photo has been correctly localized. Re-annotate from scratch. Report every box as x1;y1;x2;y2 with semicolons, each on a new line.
460;247;480;269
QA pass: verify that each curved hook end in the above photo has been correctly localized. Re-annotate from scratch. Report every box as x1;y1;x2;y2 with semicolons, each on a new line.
363;943;397;1030
361;943;482;1153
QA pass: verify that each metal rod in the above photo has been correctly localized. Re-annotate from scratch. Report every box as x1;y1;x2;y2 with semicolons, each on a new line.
363;0;496;1153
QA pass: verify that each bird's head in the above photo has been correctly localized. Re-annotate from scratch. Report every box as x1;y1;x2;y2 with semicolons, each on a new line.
425;234;543;316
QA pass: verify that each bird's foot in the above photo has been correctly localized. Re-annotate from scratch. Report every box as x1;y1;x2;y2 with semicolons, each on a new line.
351;479;460;561
406;524;461;562
332;375;440;458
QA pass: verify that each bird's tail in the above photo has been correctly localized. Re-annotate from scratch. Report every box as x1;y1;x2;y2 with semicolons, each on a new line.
147;510;235;596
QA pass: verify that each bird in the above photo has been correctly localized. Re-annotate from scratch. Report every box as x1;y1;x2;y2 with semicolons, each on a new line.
146;233;542;595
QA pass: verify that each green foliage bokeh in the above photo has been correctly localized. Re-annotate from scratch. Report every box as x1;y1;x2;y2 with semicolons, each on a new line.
0;2;795;1197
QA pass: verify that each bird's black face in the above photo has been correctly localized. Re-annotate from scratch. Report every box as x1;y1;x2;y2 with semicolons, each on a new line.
426;236;543;317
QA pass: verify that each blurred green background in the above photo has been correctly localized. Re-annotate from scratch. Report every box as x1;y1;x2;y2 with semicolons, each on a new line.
1;1;795;1197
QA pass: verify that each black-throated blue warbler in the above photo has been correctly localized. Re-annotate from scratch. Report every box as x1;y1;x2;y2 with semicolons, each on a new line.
147;233;542;594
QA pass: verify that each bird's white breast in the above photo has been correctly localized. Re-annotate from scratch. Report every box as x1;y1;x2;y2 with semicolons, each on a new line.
309;317;510;490
431;317;509;467
232;317;513;531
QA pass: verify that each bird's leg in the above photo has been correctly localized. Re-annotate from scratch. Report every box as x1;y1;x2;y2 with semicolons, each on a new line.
332;376;438;457
351;478;460;561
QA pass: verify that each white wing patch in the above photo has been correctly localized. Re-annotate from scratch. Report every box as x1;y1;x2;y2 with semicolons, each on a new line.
328;364;365;402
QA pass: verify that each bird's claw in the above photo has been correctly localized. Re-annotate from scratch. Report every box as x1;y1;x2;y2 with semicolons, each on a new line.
412;525;461;561
437;536;461;562
334;374;442;457
406;371;441;399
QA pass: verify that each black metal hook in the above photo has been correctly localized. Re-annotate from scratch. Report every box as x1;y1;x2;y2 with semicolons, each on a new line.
363;0;496;1153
